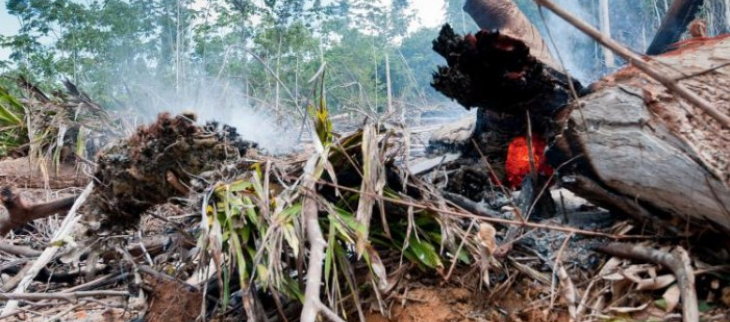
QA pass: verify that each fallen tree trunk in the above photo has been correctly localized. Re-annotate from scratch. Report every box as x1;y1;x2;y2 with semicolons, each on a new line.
0;157;87;189
553;36;730;232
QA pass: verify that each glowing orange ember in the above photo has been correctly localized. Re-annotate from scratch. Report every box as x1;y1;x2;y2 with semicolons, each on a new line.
505;135;553;188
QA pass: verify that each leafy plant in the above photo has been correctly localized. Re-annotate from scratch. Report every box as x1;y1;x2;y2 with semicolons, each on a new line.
198;68;471;320
0;87;25;156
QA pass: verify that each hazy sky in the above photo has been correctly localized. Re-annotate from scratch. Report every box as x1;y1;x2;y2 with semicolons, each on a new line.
0;2;17;61
0;0;446;62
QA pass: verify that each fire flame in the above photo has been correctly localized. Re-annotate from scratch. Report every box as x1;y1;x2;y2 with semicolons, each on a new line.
505;135;553;188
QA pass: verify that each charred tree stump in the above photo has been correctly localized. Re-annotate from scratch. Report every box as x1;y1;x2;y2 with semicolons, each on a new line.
431;27;730;232
431;24;580;183
430;25;580;219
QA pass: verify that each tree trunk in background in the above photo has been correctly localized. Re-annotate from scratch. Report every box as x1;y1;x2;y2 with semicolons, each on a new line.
599;0;615;67
708;0;730;35
646;0;705;55
553;37;730;232
385;53;393;114
463;0;558;68
726;0;730;31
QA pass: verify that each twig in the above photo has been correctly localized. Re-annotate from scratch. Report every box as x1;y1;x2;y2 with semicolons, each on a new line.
557;265;578;321
0;182;93;316
551;233;576;320
443;219;476;282
45;303;82;321
0;290;128;302
596;243;697;322
442;192;501;218
0;242;41;257
316;179;653;240
534;0;730;130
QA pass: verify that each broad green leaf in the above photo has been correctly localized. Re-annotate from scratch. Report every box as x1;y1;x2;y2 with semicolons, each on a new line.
405;235;443;269
230;232;249;290
324;220;336;285
228;180;253;193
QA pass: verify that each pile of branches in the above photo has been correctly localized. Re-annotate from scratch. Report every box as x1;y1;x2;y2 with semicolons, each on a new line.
2;107;728;322
2;0;730;319
0;87;482;321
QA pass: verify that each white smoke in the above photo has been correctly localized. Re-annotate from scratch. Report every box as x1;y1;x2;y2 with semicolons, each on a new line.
121;77;300;155
541;0;597;83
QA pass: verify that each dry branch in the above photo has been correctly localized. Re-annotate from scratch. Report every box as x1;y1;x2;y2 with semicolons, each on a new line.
300;155;346;322
0;290;129;302
0;242;42;257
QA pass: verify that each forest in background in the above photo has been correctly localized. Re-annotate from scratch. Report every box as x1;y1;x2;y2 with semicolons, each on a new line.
0;0;729;126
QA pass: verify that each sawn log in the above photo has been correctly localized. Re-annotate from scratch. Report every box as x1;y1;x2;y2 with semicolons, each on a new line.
552;37;730;232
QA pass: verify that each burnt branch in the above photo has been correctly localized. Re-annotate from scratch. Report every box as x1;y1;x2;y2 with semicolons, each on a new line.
0;187;77;237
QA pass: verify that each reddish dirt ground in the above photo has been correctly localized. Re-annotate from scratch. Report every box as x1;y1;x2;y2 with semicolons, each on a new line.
365;284;568;322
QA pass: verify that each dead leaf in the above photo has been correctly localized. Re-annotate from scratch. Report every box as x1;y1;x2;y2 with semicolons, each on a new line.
607;302;649;313
477;223;497;255
636;274;676;291
476;223;497;287
662;284;681;312
366;245;391;292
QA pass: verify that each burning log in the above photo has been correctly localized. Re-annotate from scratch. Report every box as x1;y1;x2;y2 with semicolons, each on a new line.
431;24;580;175
431;1;730;234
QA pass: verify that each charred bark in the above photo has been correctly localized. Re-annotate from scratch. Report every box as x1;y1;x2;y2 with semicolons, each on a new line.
431;24;580;169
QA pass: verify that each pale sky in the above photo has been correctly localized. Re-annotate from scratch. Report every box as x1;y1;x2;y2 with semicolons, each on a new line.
0;0;446;62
